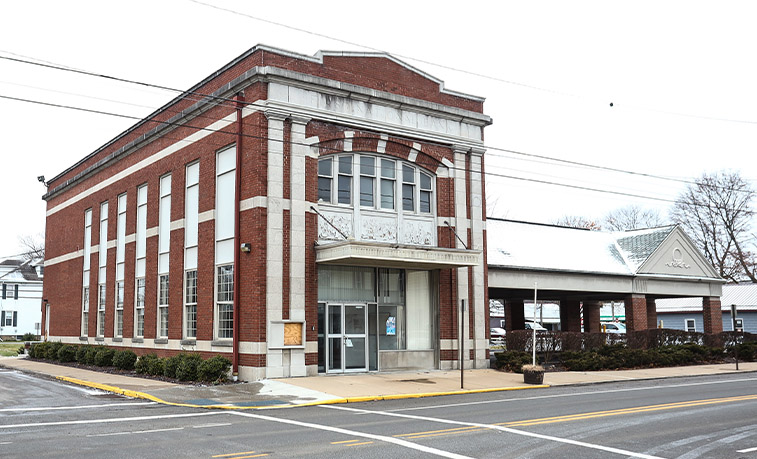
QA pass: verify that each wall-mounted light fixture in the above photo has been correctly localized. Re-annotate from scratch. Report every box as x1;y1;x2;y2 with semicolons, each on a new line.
240;243;251;253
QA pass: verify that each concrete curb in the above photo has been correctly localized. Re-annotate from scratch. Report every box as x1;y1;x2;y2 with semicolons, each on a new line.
54;375;549;410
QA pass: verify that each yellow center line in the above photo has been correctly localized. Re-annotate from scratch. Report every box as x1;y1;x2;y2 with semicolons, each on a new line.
390;393;757;440
346;441;374;446
501;394;757;427
212;452;257;458
331;440;360;444
229;455;268;459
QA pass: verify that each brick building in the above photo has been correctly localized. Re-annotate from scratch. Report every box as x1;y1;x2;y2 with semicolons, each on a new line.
42;45;492;381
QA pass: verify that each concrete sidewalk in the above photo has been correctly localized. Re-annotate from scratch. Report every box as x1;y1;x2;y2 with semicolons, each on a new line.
2;355;756;410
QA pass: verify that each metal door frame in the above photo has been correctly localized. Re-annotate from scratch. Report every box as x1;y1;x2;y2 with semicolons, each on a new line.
326;303;369;373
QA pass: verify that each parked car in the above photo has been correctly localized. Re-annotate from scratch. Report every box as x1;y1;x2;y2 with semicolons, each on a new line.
601;322;626;334
524;321;547;331
490;327;506;346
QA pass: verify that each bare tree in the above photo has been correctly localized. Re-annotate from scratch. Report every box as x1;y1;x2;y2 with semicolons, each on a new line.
18;234;45;260
670;171;756;282
553;215;601;230
603;205;666;231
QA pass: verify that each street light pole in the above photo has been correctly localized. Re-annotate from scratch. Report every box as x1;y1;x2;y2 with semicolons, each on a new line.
532;282;538;366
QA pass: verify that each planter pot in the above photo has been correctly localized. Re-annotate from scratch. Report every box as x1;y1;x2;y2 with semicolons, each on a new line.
523;369;545;384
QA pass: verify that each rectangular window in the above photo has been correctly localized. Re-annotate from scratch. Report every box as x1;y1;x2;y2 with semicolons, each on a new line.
685;318;696;332
359;156;375;207
135;278;145;337
402;164;415;211
419;172;432;213
97;284;106;337
82;209;92;337
185;270;197;338
158;274;169;338
134;187;146;338
184;163;199;340
158;174;171;339
216;265;234;339
1;311;17;327
82;286;89;336
735;318;744;331
380;159;395;210
337;155;352;205
115;281;124;337
318;157;332;203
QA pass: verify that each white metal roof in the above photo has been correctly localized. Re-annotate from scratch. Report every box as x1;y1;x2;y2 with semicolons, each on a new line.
656;283;757;312
486;219;675;276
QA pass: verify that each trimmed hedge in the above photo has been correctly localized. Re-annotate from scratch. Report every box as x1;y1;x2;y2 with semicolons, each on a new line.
495;350;539;373
27;343;231;383
113;350;138;370
560;343;724;371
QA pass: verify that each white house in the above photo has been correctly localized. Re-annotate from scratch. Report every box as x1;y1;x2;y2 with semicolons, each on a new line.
0;258;43;339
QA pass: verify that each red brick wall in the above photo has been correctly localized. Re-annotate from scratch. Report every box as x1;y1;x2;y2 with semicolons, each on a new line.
625;295;648;332
702;296;724;334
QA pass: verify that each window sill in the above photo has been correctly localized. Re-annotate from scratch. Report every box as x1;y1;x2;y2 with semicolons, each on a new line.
95;337;104;342
79;336;89;341
211;340;233;347
112;337;123;343
132;338;144;343
154;338;168;344
180;339;196;346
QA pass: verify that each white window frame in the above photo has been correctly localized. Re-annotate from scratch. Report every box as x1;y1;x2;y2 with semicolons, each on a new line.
184;269;198;339
317;154;435;216
184;162;200;340
115;281;124;338
215;264;234;340
158;274;169;339
82;286;89;336
97;283;106;337
135;277;145;337
685;318;697;332
82;208;92;336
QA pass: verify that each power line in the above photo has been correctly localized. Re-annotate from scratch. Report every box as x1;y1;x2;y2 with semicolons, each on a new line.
0;92;699;207
187;0;757;126
4;50;756;193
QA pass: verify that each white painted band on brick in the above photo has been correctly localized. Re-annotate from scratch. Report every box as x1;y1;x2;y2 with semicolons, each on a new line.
198;209;215;223
146;227;159;239
44;249;84;267
240;196;268;211
170;219;185;231
46;113;242;217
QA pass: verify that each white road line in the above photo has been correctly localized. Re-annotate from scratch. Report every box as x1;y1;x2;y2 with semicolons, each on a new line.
133;427;184;434
390;377;757;412
193;423;232;428
0;441;12;445
0;402;156;412
737;446;757;453
325;405;664;459
0;411;222;429
231;411;472;459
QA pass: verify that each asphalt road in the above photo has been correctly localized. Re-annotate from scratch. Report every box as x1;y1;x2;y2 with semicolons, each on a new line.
2;368;757;458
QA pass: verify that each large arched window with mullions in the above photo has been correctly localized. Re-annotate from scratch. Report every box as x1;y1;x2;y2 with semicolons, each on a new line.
318;154;435;215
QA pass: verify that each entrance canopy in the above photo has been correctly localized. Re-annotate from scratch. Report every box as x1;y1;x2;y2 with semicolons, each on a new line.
488;219;723;300
316;240;481;270
487;219;725;333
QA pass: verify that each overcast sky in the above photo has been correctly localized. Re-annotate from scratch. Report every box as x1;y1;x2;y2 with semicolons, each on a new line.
1;0;755;258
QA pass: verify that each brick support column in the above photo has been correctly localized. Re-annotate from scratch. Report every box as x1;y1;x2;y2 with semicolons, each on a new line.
646;298;658;329
505;299;525;331
625;294;648;332
560;300;581;332
583;301;601;333
702;296;723;334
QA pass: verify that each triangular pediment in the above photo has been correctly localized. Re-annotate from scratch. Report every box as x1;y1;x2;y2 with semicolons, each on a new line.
637;226;721;279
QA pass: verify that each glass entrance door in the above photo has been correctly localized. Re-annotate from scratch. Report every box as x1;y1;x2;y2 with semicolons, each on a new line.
327;303;368;373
